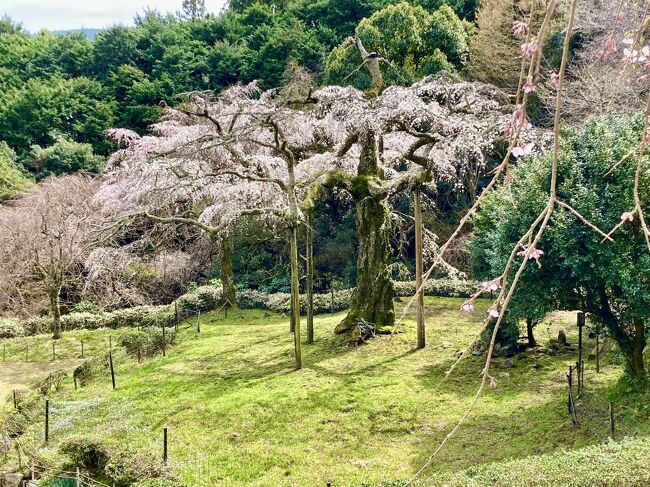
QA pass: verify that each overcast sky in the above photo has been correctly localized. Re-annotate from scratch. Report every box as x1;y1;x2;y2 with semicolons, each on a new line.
3;0;228;32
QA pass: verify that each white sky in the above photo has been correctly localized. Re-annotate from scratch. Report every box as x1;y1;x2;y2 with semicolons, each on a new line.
2;0;229;33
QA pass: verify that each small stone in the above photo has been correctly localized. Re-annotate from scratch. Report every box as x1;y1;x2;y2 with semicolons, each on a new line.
500;358;514;369
442;341;451;349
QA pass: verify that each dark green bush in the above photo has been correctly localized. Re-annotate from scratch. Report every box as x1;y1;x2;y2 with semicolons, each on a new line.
59;435;111;472
104;450;176;487
119;326;176;358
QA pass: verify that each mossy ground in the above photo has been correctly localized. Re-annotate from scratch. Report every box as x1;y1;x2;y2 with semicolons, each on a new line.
1;298;648;486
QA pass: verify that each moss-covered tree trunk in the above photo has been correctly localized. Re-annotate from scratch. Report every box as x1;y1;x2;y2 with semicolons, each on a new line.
306;210;315;344
219;236;237;307
335;128;394;335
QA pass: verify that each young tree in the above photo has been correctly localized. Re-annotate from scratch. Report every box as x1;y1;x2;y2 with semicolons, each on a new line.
0;176;99;338
470;115;650;382
181;0;207;20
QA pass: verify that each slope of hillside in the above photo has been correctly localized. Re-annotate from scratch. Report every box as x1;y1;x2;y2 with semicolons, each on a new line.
1;298;648;486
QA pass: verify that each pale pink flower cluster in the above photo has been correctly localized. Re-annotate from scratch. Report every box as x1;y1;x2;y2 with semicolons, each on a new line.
512;21;528;38
517;244;544;261
521;38;538;57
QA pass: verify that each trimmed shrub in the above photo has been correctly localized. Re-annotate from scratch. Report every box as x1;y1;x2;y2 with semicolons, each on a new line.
119;326;176;358
0;318;25;338
59;435;110;472
175;285;223;316
104;450;177;487
73;353;110;387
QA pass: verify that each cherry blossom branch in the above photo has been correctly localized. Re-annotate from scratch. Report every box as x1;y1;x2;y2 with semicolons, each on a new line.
403;0;577;482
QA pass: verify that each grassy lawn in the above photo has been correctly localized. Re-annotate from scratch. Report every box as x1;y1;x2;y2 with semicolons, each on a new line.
1;298;648;486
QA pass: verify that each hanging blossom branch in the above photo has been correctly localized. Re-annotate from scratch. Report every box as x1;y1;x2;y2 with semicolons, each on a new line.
402;0;580;483
391;0;558;339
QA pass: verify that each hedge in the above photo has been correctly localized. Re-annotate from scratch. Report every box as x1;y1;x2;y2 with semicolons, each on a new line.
0;279;479;338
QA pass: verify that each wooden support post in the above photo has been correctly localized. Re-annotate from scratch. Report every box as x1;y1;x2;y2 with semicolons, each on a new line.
566;366;578;426
174;301;179;330
45;399;49;442
162;324;166;357
81;340;84;359
137;348;141;364
73;375;77;390
330;287;335;314
413;188;425;349
609;402;615;438
595;333;600;373
13;390;17;409
76;467;81;487
577;312;585;394
163;427;168;464
109;335;113;351
109;351;116;390
196;311;201;334
52;341;56;361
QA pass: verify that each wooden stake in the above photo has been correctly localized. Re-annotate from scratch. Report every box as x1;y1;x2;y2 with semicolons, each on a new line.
609;402;615;437
81;340;84;358
577;312;584;394
13;390;17;409
163;427;168;464
52;341;56;361
414;188;425;349
162;324;166;357
566;366;578;426
596;333;600;373
109;335;113;351
196;311;201;334
45;399;50;442
109;351;116;390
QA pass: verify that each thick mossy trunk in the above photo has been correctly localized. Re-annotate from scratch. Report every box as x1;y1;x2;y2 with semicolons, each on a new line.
219;237;237;307
49;289;62;340
335;193;395;335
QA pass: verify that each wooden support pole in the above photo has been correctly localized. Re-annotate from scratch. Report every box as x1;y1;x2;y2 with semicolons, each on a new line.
80;340;84;359
76;467;81;487
52;341;56;361
13;390;17;409
109;335;113;351
109;351;116;390
577;312;585;394
566;366;578;426
330;287;334;314
196;311;201;334
174;301;179;330
163;427;168;464
413;188;425;349
162;324;166;357
596;333;600;373
45;399;49;442
609;402;615;438
73;375;77;390
306;209;314;345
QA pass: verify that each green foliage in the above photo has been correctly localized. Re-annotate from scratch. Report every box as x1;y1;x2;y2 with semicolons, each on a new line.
28;137;104;178
104;449;176;487
119;326;176;358
59;435;111;472
323;2;469;90
469;114;650;379
0;76;114;156
0;141;32;201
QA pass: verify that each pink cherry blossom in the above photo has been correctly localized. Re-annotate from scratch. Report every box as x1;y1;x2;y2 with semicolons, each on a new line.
596;37;616;60
482;278;502;292
523;81;536;93
620;211;634;221
460;300;475;313
487;307;500;318
549;71;559;89
512;143;534;159
517;244;544;260
521;39;538;57
512;21;528;38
